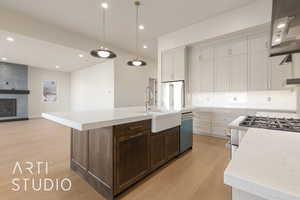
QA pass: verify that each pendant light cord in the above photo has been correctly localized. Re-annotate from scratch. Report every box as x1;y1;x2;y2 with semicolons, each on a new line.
135;2;139;59
102;7;106;47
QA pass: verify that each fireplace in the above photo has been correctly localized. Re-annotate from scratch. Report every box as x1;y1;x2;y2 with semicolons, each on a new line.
0;99;17;117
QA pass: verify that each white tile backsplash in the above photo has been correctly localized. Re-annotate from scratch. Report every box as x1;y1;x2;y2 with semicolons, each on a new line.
192;89;297;111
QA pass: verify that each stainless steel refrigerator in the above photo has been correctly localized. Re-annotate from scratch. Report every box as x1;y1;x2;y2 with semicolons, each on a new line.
161;81;185;110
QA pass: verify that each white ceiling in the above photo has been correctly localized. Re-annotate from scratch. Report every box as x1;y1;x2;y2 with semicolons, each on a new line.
0;0;254;59
0;30;105;72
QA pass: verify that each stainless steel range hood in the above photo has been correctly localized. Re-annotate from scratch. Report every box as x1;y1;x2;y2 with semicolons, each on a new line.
270;1;300;86
285;54;300;86
270;0;300;57
286;78;300;86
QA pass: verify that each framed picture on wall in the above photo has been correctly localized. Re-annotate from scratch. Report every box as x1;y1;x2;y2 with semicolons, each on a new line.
42;80;57;103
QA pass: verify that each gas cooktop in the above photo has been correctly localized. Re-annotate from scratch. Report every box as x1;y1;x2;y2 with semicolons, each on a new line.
239;116;300;133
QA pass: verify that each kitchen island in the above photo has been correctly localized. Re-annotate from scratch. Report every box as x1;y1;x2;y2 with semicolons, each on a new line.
42;107;193;200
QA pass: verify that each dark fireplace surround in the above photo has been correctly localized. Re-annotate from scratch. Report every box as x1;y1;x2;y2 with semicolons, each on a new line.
0;62;30;122
0;99;17;117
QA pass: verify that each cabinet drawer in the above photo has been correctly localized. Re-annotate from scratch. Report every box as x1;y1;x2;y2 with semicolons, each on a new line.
114;120;151;139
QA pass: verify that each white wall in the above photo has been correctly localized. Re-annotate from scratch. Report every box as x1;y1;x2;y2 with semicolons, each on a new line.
114;52;156;107
28;67;70;118
70;60;114;111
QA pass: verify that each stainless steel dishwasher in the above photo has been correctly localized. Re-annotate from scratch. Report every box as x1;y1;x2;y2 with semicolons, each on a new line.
180;112;193;153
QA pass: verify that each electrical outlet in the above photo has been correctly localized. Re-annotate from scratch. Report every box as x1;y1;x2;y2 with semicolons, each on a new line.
267;97;272;102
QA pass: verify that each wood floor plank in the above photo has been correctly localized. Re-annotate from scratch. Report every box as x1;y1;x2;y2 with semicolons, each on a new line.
0;119;231;200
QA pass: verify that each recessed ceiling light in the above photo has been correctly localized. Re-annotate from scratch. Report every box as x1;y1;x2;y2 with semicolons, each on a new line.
143;45;148;49
55;65;60;69
1;57;7;61
6;37;14;42
101;2;108;9
139;25;145;30
277;23;286;29
78;54;84;58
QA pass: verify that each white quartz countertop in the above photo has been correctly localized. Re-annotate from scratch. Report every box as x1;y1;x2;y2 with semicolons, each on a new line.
42;106;194;131
224;128;300;200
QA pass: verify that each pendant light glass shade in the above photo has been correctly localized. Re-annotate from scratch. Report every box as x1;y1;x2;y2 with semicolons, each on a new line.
91;1;117;59
127;59;146;67
91;48;117;58
128;1;146;67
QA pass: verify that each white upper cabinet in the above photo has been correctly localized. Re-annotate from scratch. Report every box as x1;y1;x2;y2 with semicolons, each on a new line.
214;39;247;92
230;54;248;91
161;50;173;82
161;46;186;82
187;32;292;95
270;55;292;90
248;35;270;91
190;47;214;93
214;56;230;92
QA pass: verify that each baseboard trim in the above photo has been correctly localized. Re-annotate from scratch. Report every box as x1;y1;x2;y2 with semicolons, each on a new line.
0;118;29;122
193;131;227;139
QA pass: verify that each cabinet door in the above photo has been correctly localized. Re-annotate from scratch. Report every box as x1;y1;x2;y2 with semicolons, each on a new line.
270;55;292;90
165;127;180;160
161;50;174;82
190;48;214;93
190;49;202;93
231;39;247;55
115;131;150;193
173;46;186;81
214;57;230;92
230;54;248;91
248;35;270;91
199;60;214;92
71;129;88;169
150;133;166;170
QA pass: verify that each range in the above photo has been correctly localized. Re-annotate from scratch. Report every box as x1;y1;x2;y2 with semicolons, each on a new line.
239;116;300;133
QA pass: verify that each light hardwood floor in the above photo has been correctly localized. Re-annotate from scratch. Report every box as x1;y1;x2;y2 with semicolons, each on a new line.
0;119;231;200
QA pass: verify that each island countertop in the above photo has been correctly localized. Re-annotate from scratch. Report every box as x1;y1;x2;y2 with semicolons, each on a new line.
224;128;300;200
42;106;194;131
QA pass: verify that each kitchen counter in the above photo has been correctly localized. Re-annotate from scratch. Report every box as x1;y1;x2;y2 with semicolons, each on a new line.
42;106;194;131
224;128;300;200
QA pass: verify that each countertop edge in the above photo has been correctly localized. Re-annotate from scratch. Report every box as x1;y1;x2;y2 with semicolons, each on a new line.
42;112;153;131
42;113;83;130
224;169;299;200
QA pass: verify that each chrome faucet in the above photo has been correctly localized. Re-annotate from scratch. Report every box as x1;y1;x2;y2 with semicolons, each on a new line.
145;86;151;112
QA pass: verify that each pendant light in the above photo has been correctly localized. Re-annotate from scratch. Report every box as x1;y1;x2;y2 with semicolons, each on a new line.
127;1;147;67
91;1;117;59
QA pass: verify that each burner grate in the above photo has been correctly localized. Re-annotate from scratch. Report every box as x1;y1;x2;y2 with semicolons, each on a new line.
239;116;300;133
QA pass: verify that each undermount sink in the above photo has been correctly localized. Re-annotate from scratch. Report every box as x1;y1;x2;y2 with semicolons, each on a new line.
150;111;181;133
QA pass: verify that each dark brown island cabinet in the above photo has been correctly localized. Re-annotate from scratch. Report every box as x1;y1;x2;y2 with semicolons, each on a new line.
70;119;181;200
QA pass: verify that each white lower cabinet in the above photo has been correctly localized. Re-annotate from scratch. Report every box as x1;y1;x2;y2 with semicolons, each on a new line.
193;111;212;135
194;110;246;138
